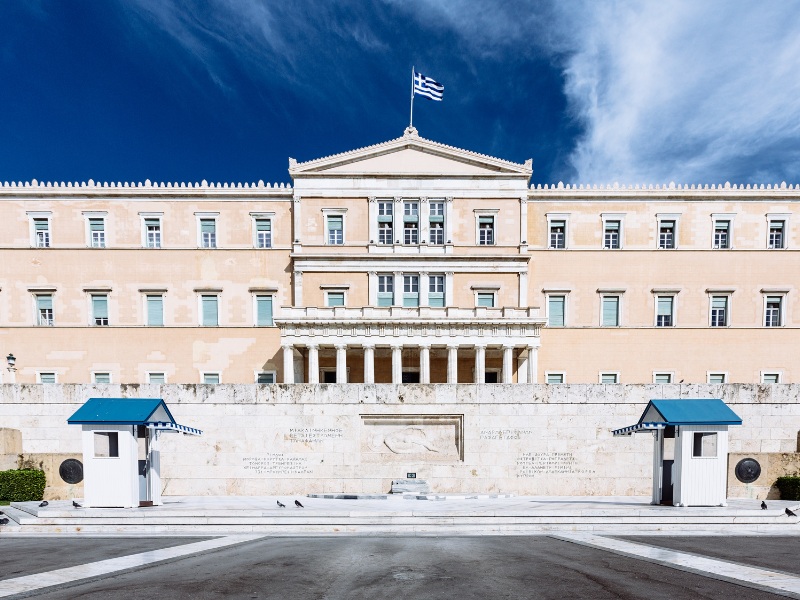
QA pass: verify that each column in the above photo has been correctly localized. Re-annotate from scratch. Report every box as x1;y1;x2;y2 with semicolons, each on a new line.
335;344;347;383
502;345;514;384
419;271;429;306
474;344;486;384
444;197;454;244
368;197;377;244
447;345;458;383
307;344;319;384
292;195;302;249
293;270;303;306
445;272;454;308
363;344;375;384
527;346;538;384
419;197;429;245
419;344;431;384
519;196;528;246
282;344;295;384
393;271;403;306
518;271;528;307
368;271;378;306
393;196;403;244
391;345;402;383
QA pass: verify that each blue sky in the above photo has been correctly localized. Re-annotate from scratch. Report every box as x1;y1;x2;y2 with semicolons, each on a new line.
2;1;800;186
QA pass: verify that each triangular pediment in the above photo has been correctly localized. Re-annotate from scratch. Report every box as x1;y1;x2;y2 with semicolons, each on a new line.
289;128;532;179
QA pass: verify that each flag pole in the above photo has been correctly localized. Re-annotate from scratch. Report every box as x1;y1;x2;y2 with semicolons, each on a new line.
409;66;415;129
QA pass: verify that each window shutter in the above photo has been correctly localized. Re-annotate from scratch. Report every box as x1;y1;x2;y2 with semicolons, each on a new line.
202;295;218;325
34;219;48;231
602;297;619;326
89;218;103;231
38;294;53;309
479;216;493;224
201;219;215;233
711;297;727;310
256;295;273;326
548;296;565;326
657;297;673;315
328;216;343;231
92;295;108;318
256;219;271;232
147;295;163;326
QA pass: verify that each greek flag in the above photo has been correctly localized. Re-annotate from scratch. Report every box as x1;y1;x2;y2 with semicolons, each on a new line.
413;71;444;101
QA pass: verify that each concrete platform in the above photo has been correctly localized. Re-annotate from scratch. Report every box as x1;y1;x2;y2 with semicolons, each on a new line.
2;495;799;536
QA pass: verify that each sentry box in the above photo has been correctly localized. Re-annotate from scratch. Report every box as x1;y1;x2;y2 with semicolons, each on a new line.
67;398;202;508
613;399;742;507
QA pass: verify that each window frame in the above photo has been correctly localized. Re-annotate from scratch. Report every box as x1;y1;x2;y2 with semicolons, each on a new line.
323;209;347;246
429;201;445;245
402;274;420;307
201;372;221;385
377;201;393;245
147;372;167;384
251;213;275;249
36;371;57;384
198;293;220;326
599;372;619;384
34;292;55;326
377;274;394;307
761;371;782;384
600;294;621;327
654;292;677;327
656;214;680;249
255;371;277;384
83;212;108;248
766;213;790;250
253;293;275;326
653;372;674;384
90;293;110;327
476;292;496;308
708;293;731;327
545;292;567;327
144;293;165;327
692;432;718;458
325;290;346;307
707;372;727;384
763;293;786;327
140;213;163;249
428;274;445;307
28;212;52;248
92;371;112;384
601;213;624;250
711;213;735;250
475;210;498;246
546;213;569;250
545;372;565;384
196;213;219;249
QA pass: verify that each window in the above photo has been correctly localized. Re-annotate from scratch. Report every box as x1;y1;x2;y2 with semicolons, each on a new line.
429;202;445;244
476;292;495;308
326;291;345;307
144;217;162;248
35;294;54;326
403;202;419;245
708;373;726;384
403;222;418;244
33;217;51;247
429;275;445;307
147;372;166;384
88;217;106;248
403;275;419;307
600;373;619;384
94;432;119;458
656;296;674;327
601;296;620;327
478;216;495;245
762;372;781;384
765;296;783;327
256;372;276;384
658;220;676;249
91;294;109;326
378;275;394;306
768;220;785;249
37;372;57;384
546;372;564;384
603;220;620;249
327;214;344;245
713;220;730;249
547;295;565;327
710;296;728;327
653;372;673;384
146;295;164;327
692;432;717;457
199;218;217;248
377;202;393;244
93;372;112;384
549;220;566;249
201;294;219;326
255;295;274;326
202;372;220;384
254;218;272;248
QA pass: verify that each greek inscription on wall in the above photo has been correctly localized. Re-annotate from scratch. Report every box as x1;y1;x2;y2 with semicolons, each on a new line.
516;452;596;477
242;454;313;475
479;429;533;440
286;428;344;443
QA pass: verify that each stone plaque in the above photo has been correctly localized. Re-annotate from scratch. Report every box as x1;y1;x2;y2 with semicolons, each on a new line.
361;414;463;462
516;452;596;477
286;428;344;443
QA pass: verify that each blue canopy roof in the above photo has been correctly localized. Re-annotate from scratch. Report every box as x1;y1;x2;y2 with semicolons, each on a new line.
67;398;202;435
613;399;741;436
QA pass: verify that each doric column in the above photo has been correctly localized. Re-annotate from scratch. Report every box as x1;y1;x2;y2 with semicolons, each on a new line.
363;344;375;384
307;344;319;384
391;345;403;383
447;345;458;383
393;196;403;244
420;271;429;306
368;197;378;244
419;197;429;245
393;271;403;306
445;197;454;244
502;345;514;384
293;270;303;307
335;344;347;383
474;344;486;384
419;344;431;384
527;346;538;384
282;344;294;384
518;271;528;307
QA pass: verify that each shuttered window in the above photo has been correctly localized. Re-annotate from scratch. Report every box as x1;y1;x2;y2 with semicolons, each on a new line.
255;219;272;248
200;219;216;248
548;296;565;327
201;295;219;326
327;215;343;245
656;296;674;327
255;295;273;326
89;218;105;247
377;275;393;306
601;296;619;326
92;294;109;326
477;293;495;307
146;295;164;327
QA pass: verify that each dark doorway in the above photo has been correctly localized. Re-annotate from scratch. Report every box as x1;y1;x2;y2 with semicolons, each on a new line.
323;371;337;383
402;371;420;383
485;371;499;383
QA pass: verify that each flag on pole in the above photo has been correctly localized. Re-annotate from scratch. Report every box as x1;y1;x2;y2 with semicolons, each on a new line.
413;71;444;101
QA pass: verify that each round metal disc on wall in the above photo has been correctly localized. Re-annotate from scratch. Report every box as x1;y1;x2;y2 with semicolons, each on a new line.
734;458;761;483
59;459;84;484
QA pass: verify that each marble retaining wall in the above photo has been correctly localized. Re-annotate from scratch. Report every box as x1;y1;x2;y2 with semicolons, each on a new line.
1;384;798;498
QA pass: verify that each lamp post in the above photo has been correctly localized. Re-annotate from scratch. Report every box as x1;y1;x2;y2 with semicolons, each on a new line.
6;353;16;384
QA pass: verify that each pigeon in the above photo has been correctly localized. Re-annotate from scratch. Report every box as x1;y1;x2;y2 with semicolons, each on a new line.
277;500;286;508
786;507;797;517
0;518;8;525
72;500;81;508
294;500;304;508
39;500;48;507
761;500;768;510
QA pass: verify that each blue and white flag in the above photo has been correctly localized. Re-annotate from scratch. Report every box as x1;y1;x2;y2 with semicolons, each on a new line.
413;71;444;101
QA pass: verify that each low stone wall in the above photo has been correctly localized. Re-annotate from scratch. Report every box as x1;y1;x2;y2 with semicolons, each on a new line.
728;452;800;500
1;384;798;498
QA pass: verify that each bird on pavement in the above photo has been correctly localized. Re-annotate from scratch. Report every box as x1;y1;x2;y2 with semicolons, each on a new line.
72;500;81;508
39;500;48;507
786;507;797;517
295;500;304;508
0;518;8;525
277;500;285;508
761;500;768;510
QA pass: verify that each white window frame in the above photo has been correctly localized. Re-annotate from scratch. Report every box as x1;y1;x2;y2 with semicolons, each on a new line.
544;290;569;328
36;371;58;384
147;372;167;384
692;432;719;458
402;274;420;307
197;292;221;326
545;371;565;384
761;371;782;384
475;209;498;246
83;211;108;248
140;213;163;249
546;213;570;250
429;201;445;245
201;371;221;384
762;291;787;327
601;213;624;250
252;292;275;326
377;274;394;306
707;291;733;327
322;208;347;246
653;371;674;384
599;293;622;327
707;372;727;384
711;213;735;250
653;290;679;327
766;213;790;250
196;213;219;249
28;211;52;248
377;201;394;245
89;292;110;326
656;213;681;249
142;291;166;327
33;292;55;326
325;290;347;307
475;291;496;308
92;371;113;384
251;212;275;249
599;372;619;384
255;370;277;384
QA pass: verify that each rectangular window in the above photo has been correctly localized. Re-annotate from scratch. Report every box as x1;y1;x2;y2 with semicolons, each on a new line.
203;373;220;384
255;295;273;326
403;201;419;218
768;220;785;249
403;275;419;307
656;296;674;327
429;202;444;245
403;222;418;244
37;372;57;384
428;275;445;307
89;218;105;248
327;215;344;245
93;372;111;384
34;218;50;248
200;218;217;248
710;296;728;327
765;296;783;326
692;432;717;458
601;296;620;327
713;220;730;249
549;220;566;249
256;372;276;384
378;275;394;307
326;291;345;307
144;217;162;248
708;373;726;384
94;432;119;458
378;221;393;244
255;218;272;248
147;372;166;384
658;220;675;249
603;220;620;249
654;373;672;384
378;202;393;244
476;292;495;308
546;373;564;384
35;294;54;326
91;294;109;326
146;295;164;327
548;295;565;327
762;372;781;384
600;373;618;384
429;222;444;245
478;216;494;245
201;294;219;326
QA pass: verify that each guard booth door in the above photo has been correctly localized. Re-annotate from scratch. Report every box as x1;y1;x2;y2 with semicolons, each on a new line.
660;426;675;505
136;426;153;507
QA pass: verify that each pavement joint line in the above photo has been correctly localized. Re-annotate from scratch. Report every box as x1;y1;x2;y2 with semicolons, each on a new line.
0;534;267;599
552;533;800;599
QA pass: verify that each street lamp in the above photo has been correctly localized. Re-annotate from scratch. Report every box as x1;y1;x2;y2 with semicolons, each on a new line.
6;353;16;371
